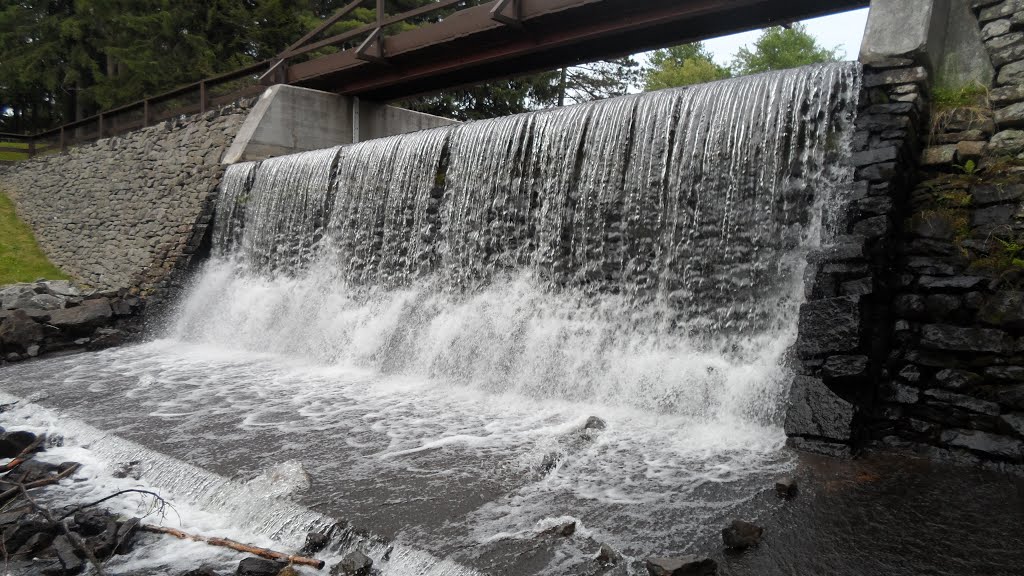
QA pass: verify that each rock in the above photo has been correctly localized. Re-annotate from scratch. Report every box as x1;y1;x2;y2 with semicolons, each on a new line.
934;369;982;391
543;520;576;537
114;517;141;555
582;416;607;431
0;430;38;458
917;276;988;291
595;543;621;566
920;324;1014;353
645;556;717;576
851;146;899;167
47;299;113;333
986;366;1024;381
112;460;142;480
87;328;124;351
987;129;1024;154
796;297;861;356
957;140;987;160
73;509;113;536
721;519;763;549
940;429;1024;461
898;364;921;383
983;18;1012;39
42;281;81;298
998;59;1024;86
0;285;36;310
51;534;85;576
920;145;957;166
277;567;301;576
821;355;869;382
922;389;1000;415
331;550;373;576
88;517;120;558
883;382;920;404
996;384;1024;409
300;531;330;555
181;569;220;576
775;477;798;499
26;344;40;357
863;66;927;88
28;293;65;310
992;84;1024;106
784;376;854;442
979;292;1024;330
236;557;286;576
972;183;1024;206
15;530;55;556
998;413;1024;438
0;310;44;351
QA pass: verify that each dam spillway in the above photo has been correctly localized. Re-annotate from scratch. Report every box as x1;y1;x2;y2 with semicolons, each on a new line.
0;63;861;574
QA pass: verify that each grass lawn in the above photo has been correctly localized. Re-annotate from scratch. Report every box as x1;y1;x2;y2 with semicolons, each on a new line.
0;189;68;284
0;141;31;162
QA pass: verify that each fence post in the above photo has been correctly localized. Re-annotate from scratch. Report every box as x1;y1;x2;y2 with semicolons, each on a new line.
98;114;105;139
60;126;66;152
27;139;36;158
200;81;208;114
144;99;151;127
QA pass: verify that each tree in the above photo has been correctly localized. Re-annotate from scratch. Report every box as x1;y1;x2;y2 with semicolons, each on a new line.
643;43;730;91
731;24;842;76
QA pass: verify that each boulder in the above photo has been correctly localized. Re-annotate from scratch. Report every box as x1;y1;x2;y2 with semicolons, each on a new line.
979;292;1024;330
181;570;220;576
933;369;982;391
0;285;36;310
88;328;124;351
775;477;798;499
971;183;1024;206
331;551;373;576
996;384;1024;410
922;389;1000;415
114;517;141;555
542;520;576;538
0;310;44;351
796;297;861;356
51;534;85;576
986;366;1024;381
595;543;621;566
300;531;330;556
28;293;65;310
73;509;114;537
784;376;854;441
721;519;763;549
821;355;869;383
47;299;113;333
0;430;38;458
998;413;1024;438
582;416;607;432
645;556;717;576
987;129;1024;154
236;557;285;576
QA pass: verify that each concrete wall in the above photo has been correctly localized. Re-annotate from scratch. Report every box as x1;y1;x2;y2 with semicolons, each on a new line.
790;0;1024;466
0;101;254;296
223;85;458;163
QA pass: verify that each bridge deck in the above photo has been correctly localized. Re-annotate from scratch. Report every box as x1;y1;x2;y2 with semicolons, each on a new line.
287;0;870;101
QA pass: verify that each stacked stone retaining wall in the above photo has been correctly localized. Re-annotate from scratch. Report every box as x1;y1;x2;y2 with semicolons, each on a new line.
0;101;253;297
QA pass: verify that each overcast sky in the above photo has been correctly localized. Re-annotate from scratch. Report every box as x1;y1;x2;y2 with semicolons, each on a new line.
703;8;870;66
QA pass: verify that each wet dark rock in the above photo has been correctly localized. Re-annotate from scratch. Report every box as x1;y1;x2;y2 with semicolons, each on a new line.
918;276;988;291
57;461;79;474
775;477;798;499
883;382;920;404
3;515;56;553
894;294;926;319
972;183;1024;206
87;328;123;351
995;384;1024;410
979;292;1024;330
0;310;44;351
0;430;38;458
112;460;142;479
87;518;119;558
114;517;141;555
822;355;869;383
595;543;621;566
934;369;982;391
583;416;607;432
722;519;763;550
15;530;54;556
940;429;1024;461
645;555;717;576
986;366;1024;382
0;509;28;527
920;325;1014;354
796;297;861;356
73;509;114;537
997;413;1024;438
47;300;113;334
923;389;1000;415
50;535;84;576
300;531;330;555
784;376;854;441
331;550;374;576
236;557;285;576
542;520;576;538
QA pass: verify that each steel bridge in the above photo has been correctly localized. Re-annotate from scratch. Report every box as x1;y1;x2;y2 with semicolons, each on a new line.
273;0;870;100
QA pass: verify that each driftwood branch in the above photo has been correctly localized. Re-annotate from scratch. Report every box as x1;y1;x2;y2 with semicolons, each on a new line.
0;463;80;505
16;482;106;576
1;433;47;473
142;525;326;570
60;489;177;522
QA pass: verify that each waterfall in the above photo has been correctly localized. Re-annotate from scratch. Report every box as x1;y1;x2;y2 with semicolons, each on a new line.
179;63;859;420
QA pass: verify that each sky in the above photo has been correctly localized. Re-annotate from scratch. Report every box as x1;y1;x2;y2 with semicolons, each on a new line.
702;8;870;66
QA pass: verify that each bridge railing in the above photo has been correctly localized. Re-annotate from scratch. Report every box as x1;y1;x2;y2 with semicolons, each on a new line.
5;61;272;163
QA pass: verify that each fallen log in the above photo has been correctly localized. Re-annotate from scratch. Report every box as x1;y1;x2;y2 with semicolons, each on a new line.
141;524;326;570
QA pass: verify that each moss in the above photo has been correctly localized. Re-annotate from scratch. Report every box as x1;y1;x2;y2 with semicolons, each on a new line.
932;83;990;110
938;190;973;208
0;189;68;284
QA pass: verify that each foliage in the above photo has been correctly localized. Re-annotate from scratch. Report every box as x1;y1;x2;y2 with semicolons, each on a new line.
0;191;68;283
731;24;842;76
644;43;730;91
938;190;973;207
952;159;982;176
932;83;989;110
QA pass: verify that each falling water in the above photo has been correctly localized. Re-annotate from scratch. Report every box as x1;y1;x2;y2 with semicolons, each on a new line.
0;63;861;575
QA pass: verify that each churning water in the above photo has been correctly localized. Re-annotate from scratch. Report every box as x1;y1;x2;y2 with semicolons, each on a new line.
0;64;860;574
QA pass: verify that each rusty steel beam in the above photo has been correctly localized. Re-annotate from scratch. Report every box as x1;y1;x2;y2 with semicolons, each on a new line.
287;0;869;101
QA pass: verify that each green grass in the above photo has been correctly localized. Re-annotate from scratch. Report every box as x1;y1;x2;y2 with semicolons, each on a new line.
0;141;31;162
0;189;68;284
932;83;989;109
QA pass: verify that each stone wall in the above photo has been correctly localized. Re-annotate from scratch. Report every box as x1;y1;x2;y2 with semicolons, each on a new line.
788;0;1024;466
0;101;253;296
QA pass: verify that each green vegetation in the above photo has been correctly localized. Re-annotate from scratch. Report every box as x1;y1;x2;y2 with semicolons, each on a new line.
971;234;1024;274
0;190;68;284
0;141;31;162
939;189;973;208
952;159;982;176
932;83;990;110
644;24;841;91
